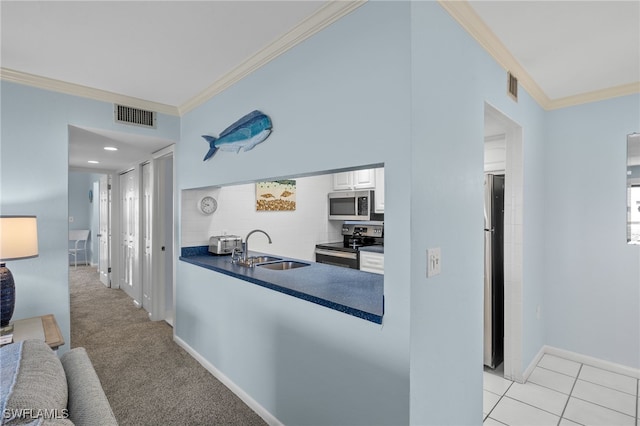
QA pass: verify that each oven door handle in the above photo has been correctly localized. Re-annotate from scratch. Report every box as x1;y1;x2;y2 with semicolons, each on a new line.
315;249;358;260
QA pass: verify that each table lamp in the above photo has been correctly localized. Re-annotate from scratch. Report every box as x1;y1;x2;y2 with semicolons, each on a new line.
0;216;38;334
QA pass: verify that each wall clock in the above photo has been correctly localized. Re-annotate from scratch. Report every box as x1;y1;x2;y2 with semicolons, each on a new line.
198;196;217;215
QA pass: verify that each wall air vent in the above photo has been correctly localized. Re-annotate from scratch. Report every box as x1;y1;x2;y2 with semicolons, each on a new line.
114;104;156;128
507;72;518;102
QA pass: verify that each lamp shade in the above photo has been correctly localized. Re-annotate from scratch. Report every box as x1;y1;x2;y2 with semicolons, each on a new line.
0;216;39;261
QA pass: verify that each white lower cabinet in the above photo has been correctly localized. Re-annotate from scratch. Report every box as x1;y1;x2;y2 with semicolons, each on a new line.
359;251;384;275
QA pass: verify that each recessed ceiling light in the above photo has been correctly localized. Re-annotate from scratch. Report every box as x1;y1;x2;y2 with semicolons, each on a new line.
104;146;118;151
88;160;99;164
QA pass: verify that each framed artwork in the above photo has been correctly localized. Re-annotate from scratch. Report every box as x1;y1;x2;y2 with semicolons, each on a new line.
256;180;296;211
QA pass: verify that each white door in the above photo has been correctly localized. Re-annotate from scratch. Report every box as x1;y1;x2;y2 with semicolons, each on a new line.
159;155;174;324
98;175;110;287
120;169;140;304
141;162;153;313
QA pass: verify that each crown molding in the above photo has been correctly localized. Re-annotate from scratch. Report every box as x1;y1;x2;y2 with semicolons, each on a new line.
178;0;366;115
1;0;364;118
437;1;640;111
547;81;640;110
0;67;180;116
437;0;553;109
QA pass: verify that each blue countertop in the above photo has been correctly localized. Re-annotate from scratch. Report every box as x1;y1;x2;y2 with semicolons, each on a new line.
179;246;383;324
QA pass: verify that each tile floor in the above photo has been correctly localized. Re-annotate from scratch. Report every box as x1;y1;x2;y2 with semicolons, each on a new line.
484;354;639;425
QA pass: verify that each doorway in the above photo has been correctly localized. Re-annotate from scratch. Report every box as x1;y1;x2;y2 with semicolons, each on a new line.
484;103;524;382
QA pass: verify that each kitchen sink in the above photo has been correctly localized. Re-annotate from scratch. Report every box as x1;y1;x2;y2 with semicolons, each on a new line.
258;261;310;270
250;256;282;263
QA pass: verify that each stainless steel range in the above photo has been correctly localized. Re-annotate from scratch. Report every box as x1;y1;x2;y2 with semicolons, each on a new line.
315;221;383;269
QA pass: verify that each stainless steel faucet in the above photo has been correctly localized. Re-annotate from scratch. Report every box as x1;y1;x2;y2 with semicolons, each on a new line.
242;229;272;266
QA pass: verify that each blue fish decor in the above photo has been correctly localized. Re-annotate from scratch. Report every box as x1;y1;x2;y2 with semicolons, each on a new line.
201;110;273;161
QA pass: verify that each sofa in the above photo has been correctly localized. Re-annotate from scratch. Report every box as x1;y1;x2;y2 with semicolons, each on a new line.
0;339;118;425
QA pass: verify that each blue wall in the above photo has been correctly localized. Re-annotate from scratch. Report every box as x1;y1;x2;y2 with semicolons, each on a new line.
0;81;180;353
409;3;547;423
545;95;640;367
178;2;412;424
1;1;637;424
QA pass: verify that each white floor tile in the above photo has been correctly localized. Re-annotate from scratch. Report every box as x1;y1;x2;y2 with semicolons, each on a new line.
572;379;636;416
563;397;635;426
537;354;581;377
490;397;559;426
558;418;583;426
506;381;568;415
484;390;501;416
578;364;638;395
484;417;508;426
484;371;513;396
528;366;576;394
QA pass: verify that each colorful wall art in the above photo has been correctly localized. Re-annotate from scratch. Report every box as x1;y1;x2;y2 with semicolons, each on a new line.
256;180;296;211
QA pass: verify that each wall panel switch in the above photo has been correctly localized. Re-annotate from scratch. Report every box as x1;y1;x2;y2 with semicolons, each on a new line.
427;247;441;277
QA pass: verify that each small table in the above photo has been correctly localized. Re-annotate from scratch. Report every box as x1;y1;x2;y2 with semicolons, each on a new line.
10;314;65;351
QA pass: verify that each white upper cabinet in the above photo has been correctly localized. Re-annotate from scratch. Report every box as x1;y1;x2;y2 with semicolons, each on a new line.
332;167;384;213
332;172;354;191
353;169;375;189
332;169;376;191
374;168;385;213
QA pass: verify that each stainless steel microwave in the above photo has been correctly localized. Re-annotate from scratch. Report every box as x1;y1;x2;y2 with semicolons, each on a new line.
328;190;373;221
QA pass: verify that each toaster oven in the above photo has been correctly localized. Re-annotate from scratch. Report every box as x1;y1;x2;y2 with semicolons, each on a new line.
208;235;242;255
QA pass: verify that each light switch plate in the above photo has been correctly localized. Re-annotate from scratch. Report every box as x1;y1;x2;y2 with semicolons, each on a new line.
427;247;441;277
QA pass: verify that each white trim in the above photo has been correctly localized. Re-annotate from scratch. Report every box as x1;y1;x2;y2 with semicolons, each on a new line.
438;1;640;111
484;103;524;385
177;0;366;114
174;336;284;426
522;346;546;383
543;345;640;379
0;68;179;116
438;1;551;110
549;82;640;110
1;1;365;117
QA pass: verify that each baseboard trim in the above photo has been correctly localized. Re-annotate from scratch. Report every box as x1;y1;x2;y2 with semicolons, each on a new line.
522;346;546;382
524;345;640;380
543;345;640;379
173;336;283;426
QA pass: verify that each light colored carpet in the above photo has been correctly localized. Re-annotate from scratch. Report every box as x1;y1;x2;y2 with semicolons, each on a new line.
69;266;266;426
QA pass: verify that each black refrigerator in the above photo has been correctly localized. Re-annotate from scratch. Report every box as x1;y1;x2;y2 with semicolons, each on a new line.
484;174;504;369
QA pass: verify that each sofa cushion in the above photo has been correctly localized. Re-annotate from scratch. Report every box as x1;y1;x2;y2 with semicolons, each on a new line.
60;347;117;425
0;340;69;425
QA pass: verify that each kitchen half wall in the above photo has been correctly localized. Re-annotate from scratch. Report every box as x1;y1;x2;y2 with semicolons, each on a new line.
182;173;342;261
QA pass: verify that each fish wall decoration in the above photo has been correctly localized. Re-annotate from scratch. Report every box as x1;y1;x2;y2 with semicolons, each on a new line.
201;110;273;161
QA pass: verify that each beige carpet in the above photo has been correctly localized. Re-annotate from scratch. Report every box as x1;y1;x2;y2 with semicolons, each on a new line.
69;266;266;426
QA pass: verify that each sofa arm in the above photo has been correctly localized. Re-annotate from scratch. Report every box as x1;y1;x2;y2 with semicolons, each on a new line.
60;347;118;426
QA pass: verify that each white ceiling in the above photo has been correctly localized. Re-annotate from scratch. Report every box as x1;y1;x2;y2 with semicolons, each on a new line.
2;1;638;171
469;1;639;101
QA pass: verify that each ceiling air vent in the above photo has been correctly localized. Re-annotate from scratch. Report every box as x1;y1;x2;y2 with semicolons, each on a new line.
114;104;156;128
507;72;518;102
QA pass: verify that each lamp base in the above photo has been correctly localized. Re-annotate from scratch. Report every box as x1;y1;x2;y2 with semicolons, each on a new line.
0;263;16;328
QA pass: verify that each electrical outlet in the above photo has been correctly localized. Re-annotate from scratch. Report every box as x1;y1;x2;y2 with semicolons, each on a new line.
427;247;441;277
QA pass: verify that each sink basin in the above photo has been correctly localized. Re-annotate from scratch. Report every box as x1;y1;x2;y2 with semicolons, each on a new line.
258;261;310;270
250;256;282;263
